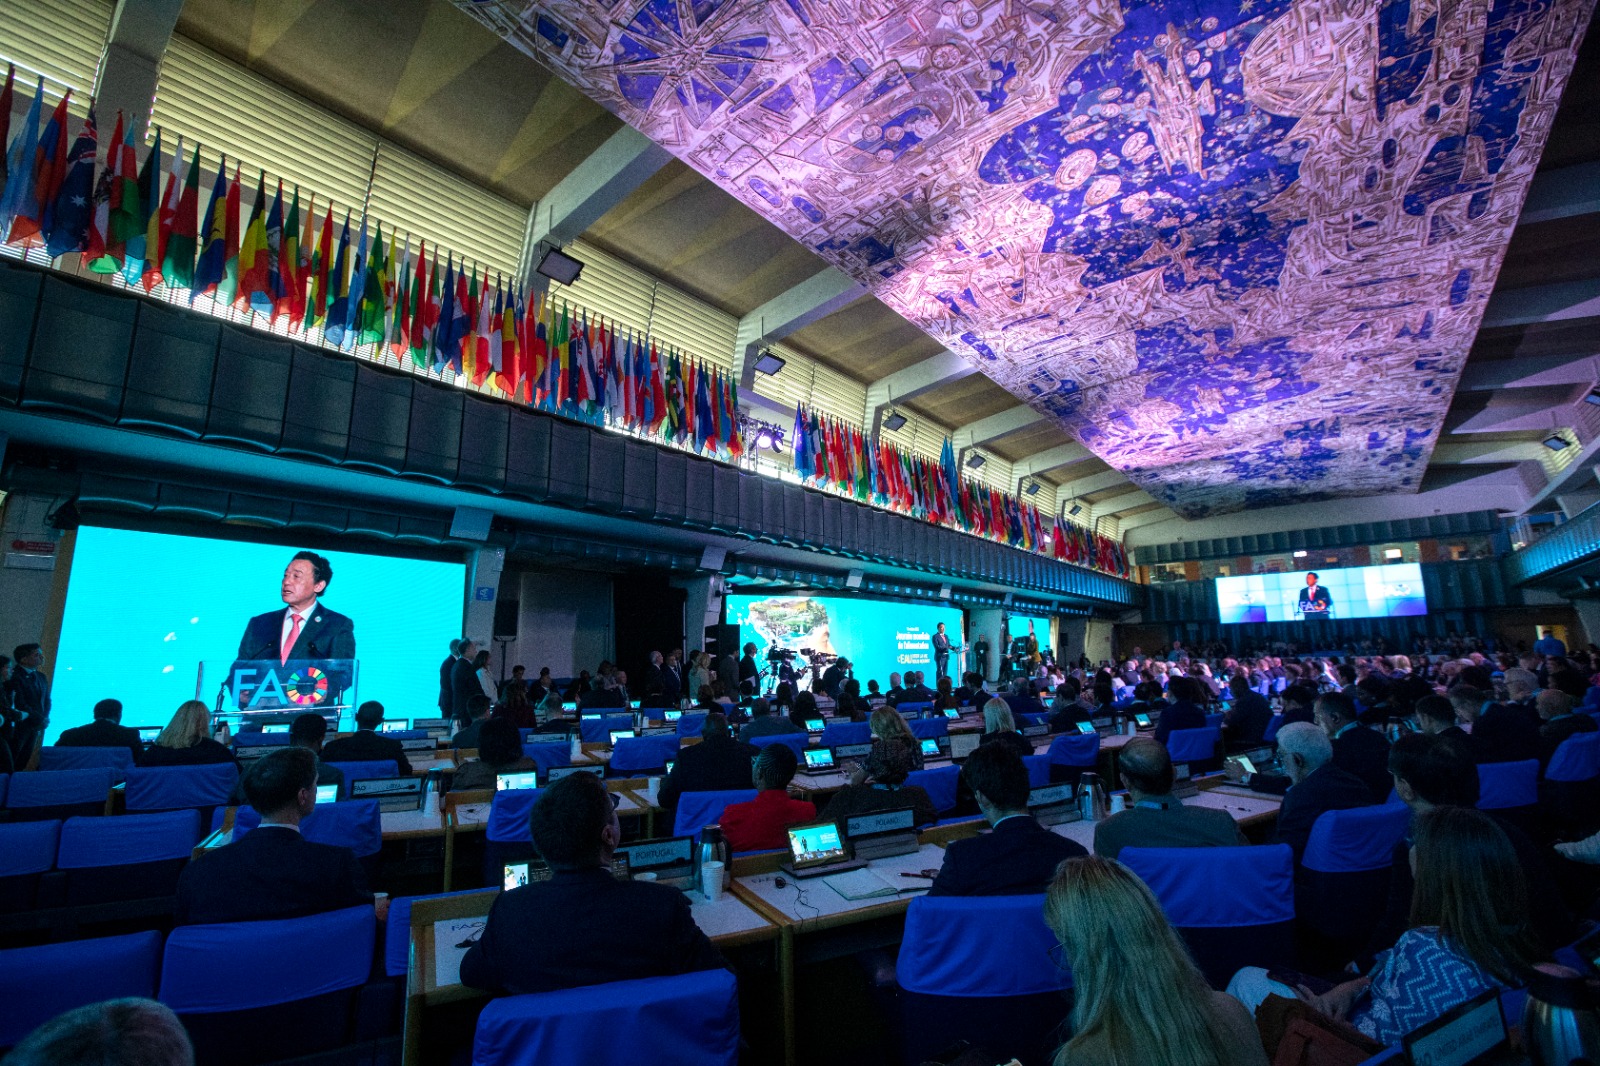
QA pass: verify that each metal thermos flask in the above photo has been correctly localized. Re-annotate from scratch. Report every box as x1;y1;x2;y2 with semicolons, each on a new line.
697;824;729;893
1524;968;1600;1065
1076;772;1108;822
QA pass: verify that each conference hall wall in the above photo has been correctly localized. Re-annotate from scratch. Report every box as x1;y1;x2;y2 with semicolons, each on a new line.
50;526;467;734
725;593;965;689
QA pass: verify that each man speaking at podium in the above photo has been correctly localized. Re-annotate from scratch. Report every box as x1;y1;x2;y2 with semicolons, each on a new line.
236;551;357;666
1297;572;1332;621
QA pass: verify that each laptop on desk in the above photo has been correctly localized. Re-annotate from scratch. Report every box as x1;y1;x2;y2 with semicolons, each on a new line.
315;783;339;804
805;718;826;734
943;707;962;720
948;733;981;761
1075;720;1098;735
781;821;865;879
664;709;683;722
350;776;425;812
496;771;540;792
136;726;162;742
799;748;837;775
378;720;409;733
919;737;945;760
262;724;290;735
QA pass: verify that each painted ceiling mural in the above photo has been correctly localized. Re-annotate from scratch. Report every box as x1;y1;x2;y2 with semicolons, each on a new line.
455;0;1592;518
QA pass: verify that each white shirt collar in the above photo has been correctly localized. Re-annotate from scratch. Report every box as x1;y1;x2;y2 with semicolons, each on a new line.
285;598;319;621
257;820;301;834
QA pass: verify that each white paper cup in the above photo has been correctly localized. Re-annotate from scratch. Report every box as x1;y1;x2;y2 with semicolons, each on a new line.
634;871;658;882
1109;794;1127;814
702;861;726;902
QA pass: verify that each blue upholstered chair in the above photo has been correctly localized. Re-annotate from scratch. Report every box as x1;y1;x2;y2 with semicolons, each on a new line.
609;735;680;776
821;721;872;747
1477;759;1539;811
672;789;758;837
5;767;114;820
57;809;200;905
1165;726;1221;773
520;740;573;776
1046;732;1100;785
0;819;59;912
905;765;960;815
217;799;383;858
1543;733;1600;836
37;745;135;775
1120;844;1296;988
1295;804;1411;967
579;716;634;745
909;718;949;740
0;930;162;1048
124;763;238;814
480;786;545;883
748;733;807;758
472;969;739;1066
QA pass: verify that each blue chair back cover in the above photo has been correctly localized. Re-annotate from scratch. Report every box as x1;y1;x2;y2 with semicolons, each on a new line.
125;764;238;811
219;801;383;858
579;716;634;745
233;733;291;748
610;735;681;774
1263;714;1285;743
675;713;708;738
0;930;162;1046
38;746;135;773
906;765;960;814
160;905;376;1013
1546;733;1600;783
0;819;60;876
1301;804;1411;874
896;895;1069;997
748;733;807;757
520;742;573;775
672;790;758;837
1477;759;1539;810
486;788;545;844
910;718;949;740
326;760;399;786
386;889;492;977
820;722;871;747
1047;733;1100;766
1166;726;1221;764
7;767;115;808
1120;845;1294;928
1204;713;1225;729
471;969;739;1066
57;809;200;868
1022;754;1051;787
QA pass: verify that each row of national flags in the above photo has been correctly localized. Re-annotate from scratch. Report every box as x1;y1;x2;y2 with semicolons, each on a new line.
789;402;1130;578
0;71;745;459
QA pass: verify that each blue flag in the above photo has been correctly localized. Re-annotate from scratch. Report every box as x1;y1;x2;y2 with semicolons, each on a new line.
0;78;44;240
44;109;96;258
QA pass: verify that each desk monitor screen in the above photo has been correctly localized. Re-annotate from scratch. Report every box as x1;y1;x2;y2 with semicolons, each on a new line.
834;742;873;759
609;729;636;741
1134;713;1152;727
664;709;683;722
1076;721;1097;735
805;718;825;733
919;737;941;757
803;748;836;771
137;727;161;742
315;783;339;804
1233;755;1258;775
949;733;981;760
503;861;529;890
1029;784;1074;810
262;724;290;735
943;708;961;719
630;700;641;709
615;835;694;873
787;822;848;868
844;807;914;841
545;764;604;783
496;771;540;791
378;720;408;733
1401;989;1506;1066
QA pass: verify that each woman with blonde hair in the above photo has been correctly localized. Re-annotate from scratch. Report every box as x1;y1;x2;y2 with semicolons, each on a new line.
1046;856;1267;1066
136;699;237;767
979;696;1033;759
869;705;922;770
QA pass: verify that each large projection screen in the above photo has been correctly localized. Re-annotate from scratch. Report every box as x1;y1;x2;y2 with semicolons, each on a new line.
1216;564;1426;624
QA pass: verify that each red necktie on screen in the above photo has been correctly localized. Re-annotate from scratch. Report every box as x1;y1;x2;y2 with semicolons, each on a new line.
282;613;303;664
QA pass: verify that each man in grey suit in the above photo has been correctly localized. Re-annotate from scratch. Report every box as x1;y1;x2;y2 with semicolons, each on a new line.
1093;737;1246;860
739;699;803;742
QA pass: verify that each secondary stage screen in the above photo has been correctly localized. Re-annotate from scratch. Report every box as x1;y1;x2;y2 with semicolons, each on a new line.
1215;564;1426;624
1006;613;1053;650
726;594;964;688
51;527;467;734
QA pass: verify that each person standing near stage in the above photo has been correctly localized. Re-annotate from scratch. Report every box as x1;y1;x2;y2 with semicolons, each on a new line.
739;643;759;697
933;623;954;681
6;643;49;765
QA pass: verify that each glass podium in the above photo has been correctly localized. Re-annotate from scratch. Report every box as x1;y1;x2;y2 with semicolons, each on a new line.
198;659;359;730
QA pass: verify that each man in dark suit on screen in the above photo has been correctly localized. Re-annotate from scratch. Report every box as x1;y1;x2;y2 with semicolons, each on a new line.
234;552;356;706
1297;571;1332;620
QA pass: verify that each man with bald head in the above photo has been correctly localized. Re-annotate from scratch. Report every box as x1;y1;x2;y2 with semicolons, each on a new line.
1093;737;1246;860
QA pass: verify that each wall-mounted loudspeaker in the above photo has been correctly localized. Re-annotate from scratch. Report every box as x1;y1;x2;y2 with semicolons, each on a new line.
493;598;519;639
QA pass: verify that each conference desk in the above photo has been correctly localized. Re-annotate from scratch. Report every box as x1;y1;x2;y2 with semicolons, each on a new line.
402;882;778;1066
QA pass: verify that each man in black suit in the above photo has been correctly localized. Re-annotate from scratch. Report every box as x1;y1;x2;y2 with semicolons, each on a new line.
932;623;954;681
1000;679;1043;719
1223;674;1272;749
234;553;357;698
1297;571;1332;620
449;638;481;725
321;700;413;775
438;639;461;718
1093;738;1246;860
577;677;624;711
461;771;723;994
662;650;685;703
451;695;493;750
953;672;983;707
175;747;373;925
1415;694;1488;764
884;673;906;707
7;642;50;765
820;657;850;699
656;713;759;815
931;744;1085;896
55;698;143;760
1315;691;1393;804
1537;688;1597;768
1268;722;1372;863
1456;683;1541;764
903;670;936;704
738;643;759;698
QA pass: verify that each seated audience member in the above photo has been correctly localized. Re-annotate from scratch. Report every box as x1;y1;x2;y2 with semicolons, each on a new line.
978;697;1034;759
1152;675;1208;746
1265;722;1373;863
1318;691;1394;804
1047;856;1268;1066
821;737;938;827
836;678;872;721
291;712;343;790
931;744;1085;896
453;717;540;791
1536;687;1597;768
495;682;537;730
869;705;924;770
1228;806;1541;1048
657;713;760;814
718;744;817;853
1046;679;1092;732
1223;674;1272;748
1466;676;1543;767
2;998;194;1066
933;676;957;713
321;700;413;775
175;748;372;925
692;685;722;713
637;681;673;711
578;676;623;712
1000;678;1044;719
461;771;724;994
1279;683;1317;725
902;670;936;704
1365;734;1572;961
1094;737;1246;860
883;672;906;706
137;700;237;767
740;697;803;742
952;671;982;707
450;694;494;751
56;697;144;759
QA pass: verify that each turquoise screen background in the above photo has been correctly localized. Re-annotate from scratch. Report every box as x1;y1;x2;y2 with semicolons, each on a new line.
726;594;964;687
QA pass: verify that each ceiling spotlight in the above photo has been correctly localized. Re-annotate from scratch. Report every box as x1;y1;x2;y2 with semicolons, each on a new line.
535;246;585;286
965;454;986;469
753;350;786;375
1543;434;1572;451
1586;388;1600;407
754;429;774;450
1024;482;1040;496
1067;503;1083;516
883;410;907;432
